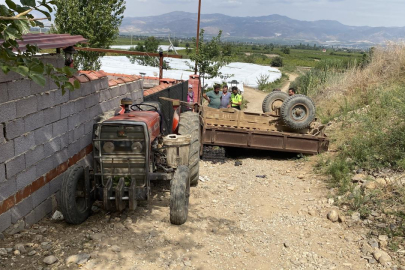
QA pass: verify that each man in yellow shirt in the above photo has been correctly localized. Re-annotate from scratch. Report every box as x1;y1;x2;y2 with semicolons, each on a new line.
230;86;242;110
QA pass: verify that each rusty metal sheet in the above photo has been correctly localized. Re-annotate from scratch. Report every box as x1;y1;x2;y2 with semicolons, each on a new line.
0;33;87;51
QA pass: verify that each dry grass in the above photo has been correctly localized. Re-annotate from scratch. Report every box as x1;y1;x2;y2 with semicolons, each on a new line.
313;43;405;119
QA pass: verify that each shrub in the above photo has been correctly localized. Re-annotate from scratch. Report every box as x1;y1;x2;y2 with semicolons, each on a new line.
271;56;283;67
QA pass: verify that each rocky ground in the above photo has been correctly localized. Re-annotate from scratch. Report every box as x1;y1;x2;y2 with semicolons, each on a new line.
0;87;402;270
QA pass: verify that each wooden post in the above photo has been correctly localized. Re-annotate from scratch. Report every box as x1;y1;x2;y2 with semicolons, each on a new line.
159;51;164;83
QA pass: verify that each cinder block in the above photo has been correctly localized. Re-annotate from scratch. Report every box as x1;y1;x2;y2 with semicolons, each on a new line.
43;106;61;125
49;174;63;194
90;104;102;119
74;97;86;113
25;145;44;168
80;82;93;96
15;132;35;156
92;78;109;91
5;154;25;179
99;89;111;102
16;95;37;118
84;120;95;135
16;166;36;190
60;102;75;119
44;139;61;158
32;197;52;224
84;93;99;109
0;178;17;200
74;124;85;142
0;211;12;233
11;196;33;223
0;101;17;123
37;91;55;111
5;118;25;140
54;89;69;105
0;163;5;183
111;86;121;99
33;124;52;145
36;155;54;178
52;118;68;137
32;184;50;208
68;139;81;158
0;70;22;83
80;133;92;149
59;133;69;149
68;113;81;131
0;140;15;164
99;101;111;113
30;78;49;95
0;83;9;104
54;148;69;167
0;124;4;143
69;88;83;100
68;130;75;144
24;111;44;133
7;79;30;101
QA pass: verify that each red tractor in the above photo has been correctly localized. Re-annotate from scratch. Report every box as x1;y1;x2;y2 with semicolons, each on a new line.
60;98;200;225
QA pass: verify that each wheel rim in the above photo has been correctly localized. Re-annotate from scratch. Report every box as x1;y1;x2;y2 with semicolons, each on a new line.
289;103;309;122
271;99;284;111
75;176;87;213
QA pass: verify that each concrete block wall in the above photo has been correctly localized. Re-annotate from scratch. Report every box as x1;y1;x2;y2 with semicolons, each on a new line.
0;56;143;233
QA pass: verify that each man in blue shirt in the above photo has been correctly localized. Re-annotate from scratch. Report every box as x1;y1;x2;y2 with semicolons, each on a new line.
220;84;231;108
203;84;222;109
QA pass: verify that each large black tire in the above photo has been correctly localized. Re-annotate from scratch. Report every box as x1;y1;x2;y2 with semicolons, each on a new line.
60;165;92;225
280;94;316;130
170;165;190;225
262;91;289;113
178;111;200;186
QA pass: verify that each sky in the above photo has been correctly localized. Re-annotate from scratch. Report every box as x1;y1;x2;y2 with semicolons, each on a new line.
1;0;404;28
124;0;405;28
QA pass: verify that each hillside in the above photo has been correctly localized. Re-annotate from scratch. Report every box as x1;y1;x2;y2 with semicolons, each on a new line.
120;11;405;45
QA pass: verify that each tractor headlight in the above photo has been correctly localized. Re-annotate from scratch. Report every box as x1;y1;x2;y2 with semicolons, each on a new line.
103;142;115;153
131;142;143;153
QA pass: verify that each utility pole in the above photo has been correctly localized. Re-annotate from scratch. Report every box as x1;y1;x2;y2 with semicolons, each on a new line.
194;0;202;75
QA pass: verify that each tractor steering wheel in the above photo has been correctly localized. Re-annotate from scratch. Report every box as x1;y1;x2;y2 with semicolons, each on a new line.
130;104;159;112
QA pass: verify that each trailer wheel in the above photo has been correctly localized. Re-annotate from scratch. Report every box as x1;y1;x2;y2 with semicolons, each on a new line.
262;91;289;114
60;165;92;225
170;165;190;225
178;111;200;186
280;94;316;130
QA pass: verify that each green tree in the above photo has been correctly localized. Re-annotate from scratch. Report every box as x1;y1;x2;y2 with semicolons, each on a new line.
187;29;231;84
271;56;283;67
222;43;233;57
185;42;191;54
52;0;125;70
0;0;79;93
281;47;290;54
127;36;169;69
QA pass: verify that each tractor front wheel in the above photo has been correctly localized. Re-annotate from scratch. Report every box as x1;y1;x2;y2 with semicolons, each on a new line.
60;165;92;225
170;165;190;225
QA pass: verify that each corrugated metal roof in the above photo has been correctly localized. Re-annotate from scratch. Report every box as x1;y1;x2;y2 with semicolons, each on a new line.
0;33;88;51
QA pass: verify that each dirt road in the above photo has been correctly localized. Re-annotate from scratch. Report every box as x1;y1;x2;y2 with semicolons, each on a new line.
0;86;382;270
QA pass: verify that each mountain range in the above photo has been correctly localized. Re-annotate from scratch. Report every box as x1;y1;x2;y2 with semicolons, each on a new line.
120;12;405;46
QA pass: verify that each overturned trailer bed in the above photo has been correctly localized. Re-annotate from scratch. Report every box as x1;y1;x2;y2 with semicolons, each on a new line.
201;107;329;155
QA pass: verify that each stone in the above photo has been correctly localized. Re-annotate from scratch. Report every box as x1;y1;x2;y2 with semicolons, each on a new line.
14;243;26;253
43;255;58;265
0;248;7;255
379;235;389;241
66;253;91;265
51;210;64;221
14;250;20;255
376;178;387;186
379;240;388;249
373;249;391;265
362;181;376;190
367;257;377;264
111;245;121;252
327;210;339;222
283;242;290;248
5;220;25;235
352;174;366;183
89;233;106;241
369;239;379;248
338;215;346;223
352;212;361;221
308;210;316;216
227;185;235;191
361;243;374;254
28;250;37;256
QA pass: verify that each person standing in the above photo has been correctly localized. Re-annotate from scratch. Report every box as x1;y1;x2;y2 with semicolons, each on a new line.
203;84;222;109
230;86;242;110
185;84;194;111
220;84;231;108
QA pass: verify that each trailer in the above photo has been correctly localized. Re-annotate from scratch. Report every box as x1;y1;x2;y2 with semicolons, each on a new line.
200;107;329;155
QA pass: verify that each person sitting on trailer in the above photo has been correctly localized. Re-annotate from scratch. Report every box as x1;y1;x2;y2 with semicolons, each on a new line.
288;88;296;96
203;84;222;109
230;86;242;110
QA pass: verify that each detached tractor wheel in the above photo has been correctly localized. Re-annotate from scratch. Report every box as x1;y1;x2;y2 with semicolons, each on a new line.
60;165;92;225
170;165;190;225
178;111;200;186
280;94;316;130
262;91;289;114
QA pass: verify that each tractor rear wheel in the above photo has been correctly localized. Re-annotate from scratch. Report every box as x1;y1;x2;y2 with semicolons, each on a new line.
170;165;190;225
60;165;92;225
280;94;316;130
178;111;200;186
262;91;289;114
